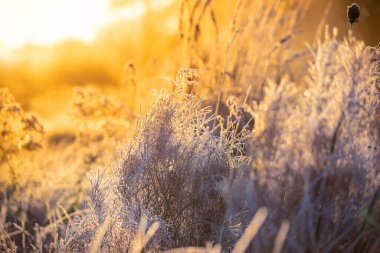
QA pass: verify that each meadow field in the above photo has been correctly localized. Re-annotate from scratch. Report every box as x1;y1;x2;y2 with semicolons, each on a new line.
1;0;380;252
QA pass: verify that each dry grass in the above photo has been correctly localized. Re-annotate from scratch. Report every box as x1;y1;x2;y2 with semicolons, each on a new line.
1;1;380;252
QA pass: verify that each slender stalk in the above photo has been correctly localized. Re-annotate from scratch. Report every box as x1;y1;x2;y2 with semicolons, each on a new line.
214;27;247;127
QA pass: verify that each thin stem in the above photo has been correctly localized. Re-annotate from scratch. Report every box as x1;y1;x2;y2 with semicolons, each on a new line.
214;27;247;127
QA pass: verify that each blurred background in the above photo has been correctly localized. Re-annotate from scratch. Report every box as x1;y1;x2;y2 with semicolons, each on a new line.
1;0;379;118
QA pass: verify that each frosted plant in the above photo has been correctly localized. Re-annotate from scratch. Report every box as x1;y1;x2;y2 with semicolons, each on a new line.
246;28;380;252
0;88;44;164
63;68;252;252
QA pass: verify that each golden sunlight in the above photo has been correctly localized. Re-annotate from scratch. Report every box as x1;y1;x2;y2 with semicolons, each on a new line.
0;0;146;48
1;1;380;252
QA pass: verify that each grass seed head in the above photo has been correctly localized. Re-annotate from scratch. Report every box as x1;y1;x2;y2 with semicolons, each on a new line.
347;3;360;27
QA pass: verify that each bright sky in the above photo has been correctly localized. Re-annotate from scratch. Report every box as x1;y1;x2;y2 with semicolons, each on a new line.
0;0;147;49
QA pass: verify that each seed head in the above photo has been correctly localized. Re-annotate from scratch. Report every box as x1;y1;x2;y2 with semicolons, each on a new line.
347;3;360;28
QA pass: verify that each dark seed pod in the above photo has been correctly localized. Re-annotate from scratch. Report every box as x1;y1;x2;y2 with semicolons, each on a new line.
347;3;361;27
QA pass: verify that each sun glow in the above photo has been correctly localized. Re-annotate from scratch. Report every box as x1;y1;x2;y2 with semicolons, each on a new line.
0;0;146;49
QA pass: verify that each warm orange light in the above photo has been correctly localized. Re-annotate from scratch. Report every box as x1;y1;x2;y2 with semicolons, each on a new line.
0;0;147;49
